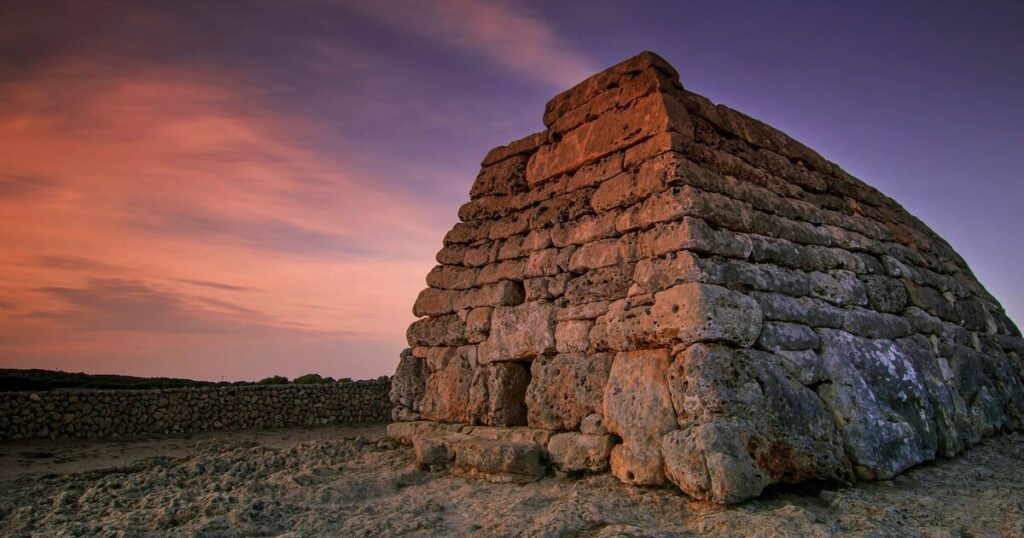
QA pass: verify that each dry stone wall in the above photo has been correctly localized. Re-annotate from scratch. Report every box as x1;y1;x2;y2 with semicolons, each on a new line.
391;52;1024;503
1;378;391;440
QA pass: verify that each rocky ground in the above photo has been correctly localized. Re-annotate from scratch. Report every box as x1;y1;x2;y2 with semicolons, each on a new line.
0;425;1021;537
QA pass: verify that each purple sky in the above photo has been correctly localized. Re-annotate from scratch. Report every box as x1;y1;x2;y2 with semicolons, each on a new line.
1;0;1021;380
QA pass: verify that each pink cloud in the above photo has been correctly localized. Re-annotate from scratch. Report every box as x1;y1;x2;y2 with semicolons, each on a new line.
346;0;598;88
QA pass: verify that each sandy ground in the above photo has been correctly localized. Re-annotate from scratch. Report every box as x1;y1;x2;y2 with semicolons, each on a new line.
0;425;1022;537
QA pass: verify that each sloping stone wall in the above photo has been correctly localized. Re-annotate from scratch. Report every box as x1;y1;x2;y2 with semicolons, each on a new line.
0;378;391;440
391;52;1024;503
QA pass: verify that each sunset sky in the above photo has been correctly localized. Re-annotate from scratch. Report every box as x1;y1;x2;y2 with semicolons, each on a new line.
1;1;1021;381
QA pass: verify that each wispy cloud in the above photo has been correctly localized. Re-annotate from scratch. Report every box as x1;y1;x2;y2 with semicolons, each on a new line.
172;278;259;292
345;0;597;88
30;278;273;334
0;175;56;198
28;255;123;273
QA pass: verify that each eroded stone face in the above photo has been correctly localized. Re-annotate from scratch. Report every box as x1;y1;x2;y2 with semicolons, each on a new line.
391;348;425;420
478;302;556;363
665;344;850;502
420;353;474;423
815;329;940;480
526;353;612;431
603;349;677;486
391;50;1024;504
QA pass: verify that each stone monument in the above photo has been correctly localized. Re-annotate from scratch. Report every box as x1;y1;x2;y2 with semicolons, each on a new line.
388;52;1024;503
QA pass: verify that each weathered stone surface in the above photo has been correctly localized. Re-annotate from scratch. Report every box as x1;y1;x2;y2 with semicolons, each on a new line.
407;314;465;347
451;439;544;483
543;51;680;127
555;319;592;353
564;263;634;305
393;51;1024;505
464;307;492;343
478;302;556;363
756;322;820;352
390;348;426;419
665;344;851;502
386;421;467;443
862;275;908;313
526;353;613;431
814;329;939;479
580;413;608;435
650;283;763;348
420;353;474;423
604;349;677;485
634;217;753;259
460;426;552;446
470;154;528;199
547;432;616;473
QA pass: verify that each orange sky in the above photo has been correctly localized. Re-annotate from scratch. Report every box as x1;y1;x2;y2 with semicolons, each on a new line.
0;60;452;380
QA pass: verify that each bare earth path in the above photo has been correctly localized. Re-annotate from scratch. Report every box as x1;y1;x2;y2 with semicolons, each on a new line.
0;425;1021;536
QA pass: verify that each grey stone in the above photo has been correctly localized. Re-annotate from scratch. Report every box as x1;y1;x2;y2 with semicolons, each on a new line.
664;344;850;502
862;275;908;313
815;329;938;479
756;322;820;352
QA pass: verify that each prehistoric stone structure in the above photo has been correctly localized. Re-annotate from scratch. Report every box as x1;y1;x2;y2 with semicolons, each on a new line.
389;52;1024;502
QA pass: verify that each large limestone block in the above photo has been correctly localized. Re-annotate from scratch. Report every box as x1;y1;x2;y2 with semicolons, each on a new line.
460;426;552;446
451;439;544;484
603;349;677;486
407;314;466;347
390;348;426;420
664;344;850;502
633;217;753;259
478;302;557;363
547;432;615;473
419;353;474;423
815;329;939;479
651;283;763;348
662;423;769;504
526;352;613;430
595;283;763;352
527;90;690;186
470;153;529;198
543;51;680;127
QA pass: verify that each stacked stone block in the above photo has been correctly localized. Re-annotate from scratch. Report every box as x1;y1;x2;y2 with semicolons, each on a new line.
391;52;1024;503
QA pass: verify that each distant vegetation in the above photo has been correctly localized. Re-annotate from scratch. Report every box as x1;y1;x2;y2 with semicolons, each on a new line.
0;369;349;392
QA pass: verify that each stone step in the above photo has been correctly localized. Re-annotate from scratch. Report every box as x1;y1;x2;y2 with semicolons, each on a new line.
405;426;616;482
450;438;544;484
